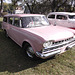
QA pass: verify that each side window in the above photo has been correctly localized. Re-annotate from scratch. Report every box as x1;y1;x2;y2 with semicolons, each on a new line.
13;18;20;27
21;17;31;28
48;14;55;19
56;15;67;20
9;17;13;24
3;17;7;22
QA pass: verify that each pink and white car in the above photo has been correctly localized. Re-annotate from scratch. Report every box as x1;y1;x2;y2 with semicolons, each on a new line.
1;14;75;59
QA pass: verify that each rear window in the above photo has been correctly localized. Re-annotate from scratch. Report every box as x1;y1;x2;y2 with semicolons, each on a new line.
68;15;75;19
48;14;55;19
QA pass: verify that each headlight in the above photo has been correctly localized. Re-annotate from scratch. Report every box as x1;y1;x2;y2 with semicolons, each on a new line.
73;35;75;38
43;40;54;48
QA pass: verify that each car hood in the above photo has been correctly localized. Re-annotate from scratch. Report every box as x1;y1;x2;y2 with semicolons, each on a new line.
24;25;74;41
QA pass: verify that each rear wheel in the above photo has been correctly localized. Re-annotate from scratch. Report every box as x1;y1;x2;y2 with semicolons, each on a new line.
4;30;9;37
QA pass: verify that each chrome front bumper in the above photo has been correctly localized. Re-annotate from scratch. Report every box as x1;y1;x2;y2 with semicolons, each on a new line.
36;49;61;59
36;39;75;59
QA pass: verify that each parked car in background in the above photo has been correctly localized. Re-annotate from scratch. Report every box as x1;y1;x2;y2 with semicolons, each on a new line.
47;12;75;29
1;14;75;59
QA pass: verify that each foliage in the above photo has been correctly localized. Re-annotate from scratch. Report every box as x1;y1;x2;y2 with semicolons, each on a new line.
3;3;9;12
1;12;8;16
0;0;3;16
22;0;75;14
0;0;75;15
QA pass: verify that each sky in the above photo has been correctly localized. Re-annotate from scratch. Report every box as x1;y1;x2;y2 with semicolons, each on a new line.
0;0;12;4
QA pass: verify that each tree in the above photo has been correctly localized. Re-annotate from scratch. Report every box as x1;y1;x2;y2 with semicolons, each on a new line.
23;0;70;14
42;0;68;12
70;0;75;12
0;0;3;16
33;0;75;14
23;0;38;13
1;0;74;15
11;0;19;13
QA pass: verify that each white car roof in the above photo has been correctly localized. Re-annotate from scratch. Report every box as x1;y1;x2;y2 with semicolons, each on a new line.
49;12;75;15
4;14;45;17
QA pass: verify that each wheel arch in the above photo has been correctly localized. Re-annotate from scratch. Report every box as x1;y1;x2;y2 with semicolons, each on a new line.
22;41;31;48
22;40;37;52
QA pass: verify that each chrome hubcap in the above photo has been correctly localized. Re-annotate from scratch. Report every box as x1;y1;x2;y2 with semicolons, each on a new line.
26;47;34;58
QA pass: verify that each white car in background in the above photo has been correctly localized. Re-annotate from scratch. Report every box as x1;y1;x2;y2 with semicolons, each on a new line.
47;12;75;29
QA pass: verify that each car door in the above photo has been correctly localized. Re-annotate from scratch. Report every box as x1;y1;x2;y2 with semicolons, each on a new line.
56;15;69;27
2;17;8;29
7;17;15;38
9;17;22;44
68;20;75;29
67;15;75;29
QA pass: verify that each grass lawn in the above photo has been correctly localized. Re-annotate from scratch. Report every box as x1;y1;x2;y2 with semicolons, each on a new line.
0;18;75;75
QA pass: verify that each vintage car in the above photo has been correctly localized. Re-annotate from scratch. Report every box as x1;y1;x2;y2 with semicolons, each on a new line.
1;14;75;59
47;12;75;29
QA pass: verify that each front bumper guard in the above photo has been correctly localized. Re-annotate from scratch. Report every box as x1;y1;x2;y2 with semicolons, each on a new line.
36;50;60;59
36;40;75;59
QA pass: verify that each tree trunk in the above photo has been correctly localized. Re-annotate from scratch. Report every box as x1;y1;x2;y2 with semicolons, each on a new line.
26;3;33;13
0;0;3;16
51;0;55;12
55;0;67;12
70;0;73;11
73;0;75;12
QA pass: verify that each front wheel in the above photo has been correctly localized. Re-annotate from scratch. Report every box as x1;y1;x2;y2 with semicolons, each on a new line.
26;46;35;58
23;44;39;59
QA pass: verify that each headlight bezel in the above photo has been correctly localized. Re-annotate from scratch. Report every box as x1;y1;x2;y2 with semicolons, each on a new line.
43;40;54;48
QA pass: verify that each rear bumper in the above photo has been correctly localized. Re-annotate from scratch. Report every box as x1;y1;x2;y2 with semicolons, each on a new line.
36;40;75;59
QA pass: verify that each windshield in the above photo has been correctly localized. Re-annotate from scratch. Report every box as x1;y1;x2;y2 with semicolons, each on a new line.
21;16;50;28
68;15;75;19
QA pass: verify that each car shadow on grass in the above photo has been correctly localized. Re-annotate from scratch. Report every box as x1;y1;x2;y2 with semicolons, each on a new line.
0;29;54;73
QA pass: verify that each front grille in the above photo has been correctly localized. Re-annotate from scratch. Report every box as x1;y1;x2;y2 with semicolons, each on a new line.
43;37;75;53
52;37;73;45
